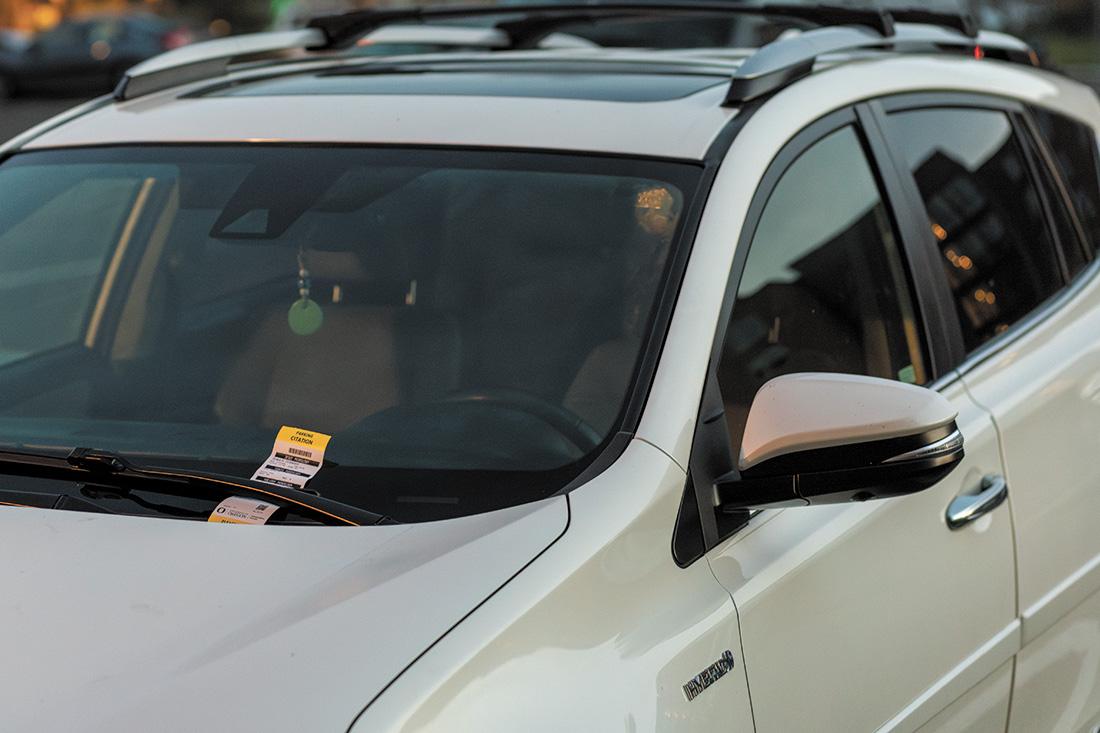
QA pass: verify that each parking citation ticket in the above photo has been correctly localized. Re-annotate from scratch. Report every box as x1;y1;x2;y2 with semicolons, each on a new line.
251;426;332;490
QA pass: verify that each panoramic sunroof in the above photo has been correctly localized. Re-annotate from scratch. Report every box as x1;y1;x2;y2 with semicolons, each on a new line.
207;69;728;103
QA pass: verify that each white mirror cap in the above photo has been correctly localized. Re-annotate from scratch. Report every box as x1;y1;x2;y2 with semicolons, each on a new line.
738;373;958;471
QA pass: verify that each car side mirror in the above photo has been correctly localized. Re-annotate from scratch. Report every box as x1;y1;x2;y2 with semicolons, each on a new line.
716;373;964;511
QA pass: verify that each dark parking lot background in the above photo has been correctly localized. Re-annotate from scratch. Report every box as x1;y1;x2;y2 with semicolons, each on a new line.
1;96;81;140
0;0;1098;142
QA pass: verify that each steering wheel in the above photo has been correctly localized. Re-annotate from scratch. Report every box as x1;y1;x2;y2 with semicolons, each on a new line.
445;388;603;453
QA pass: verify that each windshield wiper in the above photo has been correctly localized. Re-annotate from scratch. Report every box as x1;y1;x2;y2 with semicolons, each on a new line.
0;447;390;526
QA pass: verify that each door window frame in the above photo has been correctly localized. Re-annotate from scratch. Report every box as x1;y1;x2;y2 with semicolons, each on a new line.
679;92;1100;566
868;92;1098;375
675;103;948;565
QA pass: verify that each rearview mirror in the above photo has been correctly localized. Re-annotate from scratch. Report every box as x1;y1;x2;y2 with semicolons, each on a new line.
716;373;963;511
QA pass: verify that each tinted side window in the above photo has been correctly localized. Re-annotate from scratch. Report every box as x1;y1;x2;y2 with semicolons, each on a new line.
1031;106;1100;260
718;126;927;446
887;108;1065;352
36;23;88;52
1024;127;1090;280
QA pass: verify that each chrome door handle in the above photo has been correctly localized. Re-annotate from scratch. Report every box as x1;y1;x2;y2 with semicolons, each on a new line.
946;475;1008;530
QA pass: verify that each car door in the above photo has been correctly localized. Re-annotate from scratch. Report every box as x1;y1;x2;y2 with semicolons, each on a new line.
881;96;1100;732
698;108;1018;731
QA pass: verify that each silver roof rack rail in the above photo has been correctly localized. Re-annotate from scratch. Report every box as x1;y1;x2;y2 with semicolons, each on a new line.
1;94;114;153
724;22;1038;105
363;24;511;49
113;23;583;101
115;28;327;101
111;3;1037;104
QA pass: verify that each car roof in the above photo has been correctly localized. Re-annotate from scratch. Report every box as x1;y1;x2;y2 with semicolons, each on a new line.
18;50;747;160
15;33;1100;161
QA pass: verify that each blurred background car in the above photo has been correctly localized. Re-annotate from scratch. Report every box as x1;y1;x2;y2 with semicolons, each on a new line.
0;27;29;53
0;12;193;97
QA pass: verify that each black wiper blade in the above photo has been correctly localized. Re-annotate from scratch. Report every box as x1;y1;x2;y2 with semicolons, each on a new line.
0;447;389;526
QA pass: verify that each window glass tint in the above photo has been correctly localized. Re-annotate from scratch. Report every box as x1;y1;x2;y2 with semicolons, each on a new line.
1031;106;1100;261
887;108;1064;352
88;20;126;45
718;126;927;446
1027;132;1090;279
36;22;87;51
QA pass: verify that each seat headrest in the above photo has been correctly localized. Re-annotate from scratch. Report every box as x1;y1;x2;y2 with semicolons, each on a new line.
303;250;369;282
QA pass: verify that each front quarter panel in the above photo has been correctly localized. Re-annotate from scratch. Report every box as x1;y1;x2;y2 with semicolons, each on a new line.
350;439;754;732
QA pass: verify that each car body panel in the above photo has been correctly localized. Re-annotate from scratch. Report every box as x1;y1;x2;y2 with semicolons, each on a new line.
351;439;754;732
707;381;1016;731
961;258;1100;729
1009;586;1100;732
0;494;567;731
915;660;1013;733
961;260;1100;630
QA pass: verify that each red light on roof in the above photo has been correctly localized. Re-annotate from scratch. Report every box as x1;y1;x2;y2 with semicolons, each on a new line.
974;45;985;60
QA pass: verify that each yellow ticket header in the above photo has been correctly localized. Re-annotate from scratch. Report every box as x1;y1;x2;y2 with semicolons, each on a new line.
276;426;332;451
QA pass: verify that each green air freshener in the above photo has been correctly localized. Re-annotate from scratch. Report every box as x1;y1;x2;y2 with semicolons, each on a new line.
288;298;324;336
289;247;323;336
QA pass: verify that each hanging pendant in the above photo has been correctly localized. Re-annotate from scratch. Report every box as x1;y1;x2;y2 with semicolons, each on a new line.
289;247;323;335
288;297;324;336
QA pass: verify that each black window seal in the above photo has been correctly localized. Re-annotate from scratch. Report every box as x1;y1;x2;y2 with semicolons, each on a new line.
677;103;938;564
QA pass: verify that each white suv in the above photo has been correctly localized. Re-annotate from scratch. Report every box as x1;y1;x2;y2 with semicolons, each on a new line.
1;4;1099;732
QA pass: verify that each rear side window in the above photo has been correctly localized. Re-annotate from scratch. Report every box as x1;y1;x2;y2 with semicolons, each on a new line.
1031;106;1100;260
886;108;1065;352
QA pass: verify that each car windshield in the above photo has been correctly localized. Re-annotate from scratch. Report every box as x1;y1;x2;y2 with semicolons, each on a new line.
0;145;699;521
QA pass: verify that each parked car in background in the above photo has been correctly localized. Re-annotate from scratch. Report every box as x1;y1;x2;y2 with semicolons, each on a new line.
0;29;30;55
0;13;192;98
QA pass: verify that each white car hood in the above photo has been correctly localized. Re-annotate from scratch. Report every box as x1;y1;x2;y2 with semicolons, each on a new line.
0;496;568;732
